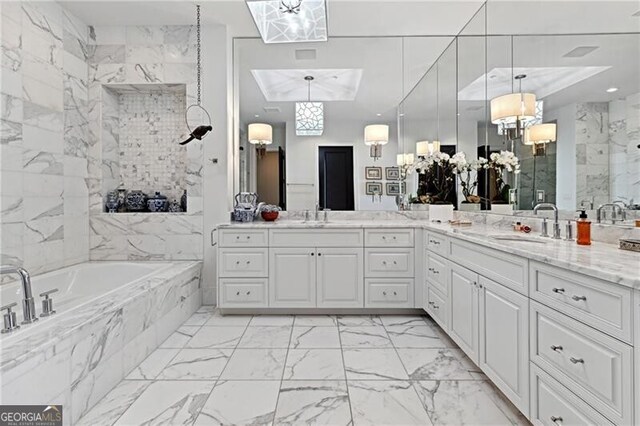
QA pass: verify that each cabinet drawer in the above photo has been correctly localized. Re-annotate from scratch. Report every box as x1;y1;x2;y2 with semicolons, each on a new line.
530;363;614;426
426;285;448;331
269;229;363;247
219;249;268;277
365;248;414;277
365;228;414;247
530;301;633;424
530;261;632;343
365;279;413;308
426;252;449;296
219;229;268;247
450;238;528;295
219;278;267;307
426;232;448;256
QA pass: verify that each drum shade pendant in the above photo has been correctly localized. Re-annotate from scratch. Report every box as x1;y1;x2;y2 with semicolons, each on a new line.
490;74;536;142
180;5;213;145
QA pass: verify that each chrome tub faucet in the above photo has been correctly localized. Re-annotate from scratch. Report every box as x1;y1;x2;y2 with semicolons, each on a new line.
0;266;38;325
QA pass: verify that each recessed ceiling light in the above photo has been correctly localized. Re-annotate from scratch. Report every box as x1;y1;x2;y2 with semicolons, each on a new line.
563;46;599;58
398;113;405;117
254;114;260;118
606;87;618;93
376;113;382;117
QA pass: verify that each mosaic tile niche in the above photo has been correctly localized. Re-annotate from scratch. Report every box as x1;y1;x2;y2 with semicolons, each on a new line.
101;84;188;208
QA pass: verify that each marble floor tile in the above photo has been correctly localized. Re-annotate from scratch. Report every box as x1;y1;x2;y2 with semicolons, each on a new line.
203;312;252;327
339;325;392;348
284;349;345;380
156;349;232;380
76;380;153;426
159;325;201;349
275;381;351;425
220;348;287;380
290;326;341;349
185;326;246;349
396;348;474;380
343;348;409;380
380;315;431;327
182;311;212;326
237;325;292;348
125;348;179;380
194;380;280;425
195;305;216;313
478;380;530;425
337;315;382;327
294;315;338;327
115;380;214;426
412;380;517;425
250;314;294;326
348;380;433;425
386;325;449;348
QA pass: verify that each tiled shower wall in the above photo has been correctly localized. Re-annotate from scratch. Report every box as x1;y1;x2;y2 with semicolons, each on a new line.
609;93;640;204
85;25;206;296
0;2;90;275
575;102;610;208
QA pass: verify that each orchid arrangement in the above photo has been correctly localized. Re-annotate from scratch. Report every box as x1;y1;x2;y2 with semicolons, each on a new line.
410;152;456;204
487;150;520;203
451;153;489;203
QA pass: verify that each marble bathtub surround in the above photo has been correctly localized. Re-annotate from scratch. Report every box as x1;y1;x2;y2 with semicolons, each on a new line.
0;261;202;425
78;308;526;426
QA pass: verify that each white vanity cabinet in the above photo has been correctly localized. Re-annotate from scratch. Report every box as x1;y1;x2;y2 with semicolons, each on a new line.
269;248;317;307
316;247;364;308
449;262;480;362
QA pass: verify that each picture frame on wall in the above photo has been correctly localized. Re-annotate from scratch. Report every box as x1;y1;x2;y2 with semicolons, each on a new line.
365;181;383;195
365;166;382;180
385;166;400;180
386;182;404;195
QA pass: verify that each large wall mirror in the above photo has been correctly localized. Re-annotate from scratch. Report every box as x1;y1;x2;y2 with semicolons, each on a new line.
234;1;640;225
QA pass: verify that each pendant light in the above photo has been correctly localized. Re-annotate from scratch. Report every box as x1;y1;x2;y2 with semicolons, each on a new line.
296;76;324;136
490;74;536;143
179;4;213;145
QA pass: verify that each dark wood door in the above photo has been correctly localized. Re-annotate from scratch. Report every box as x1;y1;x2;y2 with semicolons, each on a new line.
278;146;286;210
318;146;354;211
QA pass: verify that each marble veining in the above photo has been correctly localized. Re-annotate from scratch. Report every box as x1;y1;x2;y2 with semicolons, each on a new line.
78;309;524;426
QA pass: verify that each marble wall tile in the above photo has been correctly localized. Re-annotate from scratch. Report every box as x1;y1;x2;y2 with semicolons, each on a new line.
88;44;125;64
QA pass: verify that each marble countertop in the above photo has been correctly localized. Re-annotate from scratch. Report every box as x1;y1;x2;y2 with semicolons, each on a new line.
218;220;640;289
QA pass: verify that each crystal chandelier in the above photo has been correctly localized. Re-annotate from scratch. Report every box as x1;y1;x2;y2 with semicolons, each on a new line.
296;76;324;136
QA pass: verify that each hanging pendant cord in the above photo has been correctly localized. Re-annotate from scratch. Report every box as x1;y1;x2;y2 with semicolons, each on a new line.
196;4;202;106
307;79;311;102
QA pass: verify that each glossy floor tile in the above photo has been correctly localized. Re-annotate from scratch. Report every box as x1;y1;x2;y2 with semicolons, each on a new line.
78;308;526;425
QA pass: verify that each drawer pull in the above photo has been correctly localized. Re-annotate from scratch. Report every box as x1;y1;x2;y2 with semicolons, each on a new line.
428;267;434;272
236;291;240;295
246;261;250;264
393;236;397;240
433;304;440;309
571;295;587;301
550;345;563;352
318;253;322;257
550;416;563;424
310;252;314;256
382;236;386;240
236;261;240;265
393;261;397;265
246;236;251;239
569;357;584;364
552;288;565;294
432;269;439;274
246;291;251;295
393;291;397;296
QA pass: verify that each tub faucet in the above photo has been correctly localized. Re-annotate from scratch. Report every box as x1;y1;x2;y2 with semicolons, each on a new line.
534;203;561;239
0;266;38;324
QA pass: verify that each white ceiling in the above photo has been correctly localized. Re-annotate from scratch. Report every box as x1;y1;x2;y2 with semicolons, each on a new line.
251;68;363;101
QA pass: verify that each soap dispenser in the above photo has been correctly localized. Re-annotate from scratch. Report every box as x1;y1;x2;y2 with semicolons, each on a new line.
576;210;591;246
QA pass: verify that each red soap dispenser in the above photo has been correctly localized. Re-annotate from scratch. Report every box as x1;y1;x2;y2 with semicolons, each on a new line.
576;210;591;246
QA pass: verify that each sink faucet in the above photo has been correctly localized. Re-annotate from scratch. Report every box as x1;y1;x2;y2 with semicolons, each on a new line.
612;200;628;221
596;203;624;224
533;203;561;239
0;266;38;324
315;203;320;221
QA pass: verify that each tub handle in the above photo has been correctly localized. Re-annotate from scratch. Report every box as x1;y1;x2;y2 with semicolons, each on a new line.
39;288;58;317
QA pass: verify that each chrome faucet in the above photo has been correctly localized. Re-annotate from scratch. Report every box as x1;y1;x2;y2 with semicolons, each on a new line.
314;203;320;221
596;203;624;224
579;196;594;210
533;203;561;239
612;200;628;221
0;266;38;324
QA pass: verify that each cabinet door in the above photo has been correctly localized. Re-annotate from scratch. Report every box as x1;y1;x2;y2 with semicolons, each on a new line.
269;248;316;307
479;277;529;417
317;248;364;308
449;263;479;363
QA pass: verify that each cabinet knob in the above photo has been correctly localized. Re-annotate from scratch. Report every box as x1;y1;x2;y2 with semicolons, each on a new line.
569;357;584;364
428;267;434;272
571;295;587;301
311;252;315;256
318;253;322;256
393;291;397;296
393;261;397;265
393;236;397;240
246;260;250;264
432;269;439;274
236;236;240;240
552;288;565;294
433;304;439;309
246;291;251;295
382;261;387;265
382;236;386;240
550;345;563;352
236;261;240;265
550;416;563;424
383;291;387;296
236;291;240;295
246;236;251;239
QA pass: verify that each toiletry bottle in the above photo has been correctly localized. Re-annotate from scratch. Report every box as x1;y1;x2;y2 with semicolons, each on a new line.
576;210;591;246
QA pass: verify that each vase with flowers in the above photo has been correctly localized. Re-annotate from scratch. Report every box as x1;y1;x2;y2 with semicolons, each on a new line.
451;153;488;211
487;150;520;210
411;151;458;221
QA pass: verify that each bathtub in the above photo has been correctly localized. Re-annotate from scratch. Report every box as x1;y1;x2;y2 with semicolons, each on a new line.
1;262;174;329
0;260;202;425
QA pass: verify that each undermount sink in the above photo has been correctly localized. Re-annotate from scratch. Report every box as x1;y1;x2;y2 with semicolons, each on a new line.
488;234;549;244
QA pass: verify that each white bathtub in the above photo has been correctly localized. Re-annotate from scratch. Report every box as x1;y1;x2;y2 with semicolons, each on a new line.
1;261;173;316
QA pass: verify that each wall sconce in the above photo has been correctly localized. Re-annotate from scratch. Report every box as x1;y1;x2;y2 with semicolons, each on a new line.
364;124;389;161
524;123;556;156
248;123;273;158
416;140;440;157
